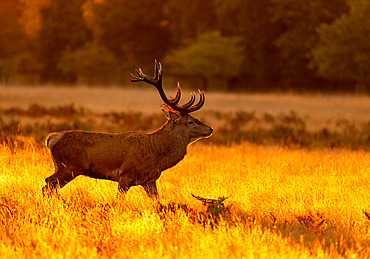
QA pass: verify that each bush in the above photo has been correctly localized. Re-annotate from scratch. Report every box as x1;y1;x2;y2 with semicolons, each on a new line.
58;43;120;85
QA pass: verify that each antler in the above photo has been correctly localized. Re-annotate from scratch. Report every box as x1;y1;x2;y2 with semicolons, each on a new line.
130;60;205;114
191;193;228;206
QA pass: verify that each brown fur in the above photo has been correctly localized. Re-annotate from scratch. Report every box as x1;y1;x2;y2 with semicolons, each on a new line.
43;111;213;197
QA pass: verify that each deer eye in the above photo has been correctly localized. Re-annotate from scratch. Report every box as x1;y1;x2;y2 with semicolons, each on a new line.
188;121;194;125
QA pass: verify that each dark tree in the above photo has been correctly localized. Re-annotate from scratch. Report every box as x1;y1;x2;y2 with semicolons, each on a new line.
270;0;349;88
89;0;171;70
215;0;283;90
166;0;218;45
38;0;92;82
312;0;370;92
0;0;26;82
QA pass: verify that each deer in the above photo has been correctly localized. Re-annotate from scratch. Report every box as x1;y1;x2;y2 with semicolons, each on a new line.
43;60;213;197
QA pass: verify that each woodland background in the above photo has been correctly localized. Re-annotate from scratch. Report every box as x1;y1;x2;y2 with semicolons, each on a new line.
0;0;369;92
1;1;370;257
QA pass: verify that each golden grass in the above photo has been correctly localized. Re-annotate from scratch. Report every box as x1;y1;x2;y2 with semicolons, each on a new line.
1;140;370;258
1;86;369;256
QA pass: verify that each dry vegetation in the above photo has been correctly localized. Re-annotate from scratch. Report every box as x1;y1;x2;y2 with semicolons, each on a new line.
0;86;370;257
1;86;369;150
1;141;370;258
1;86;369;131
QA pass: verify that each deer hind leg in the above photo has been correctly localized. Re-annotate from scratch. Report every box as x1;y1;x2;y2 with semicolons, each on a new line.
142;181;158;198
42;162;77;195
117;175;134;194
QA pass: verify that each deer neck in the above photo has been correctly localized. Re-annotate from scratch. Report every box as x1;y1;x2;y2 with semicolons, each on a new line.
148;120;188;170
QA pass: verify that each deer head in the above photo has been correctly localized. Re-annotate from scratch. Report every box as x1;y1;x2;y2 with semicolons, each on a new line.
131;60;213;143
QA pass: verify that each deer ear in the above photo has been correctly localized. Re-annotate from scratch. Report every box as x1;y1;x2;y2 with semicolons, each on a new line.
162;109;180;122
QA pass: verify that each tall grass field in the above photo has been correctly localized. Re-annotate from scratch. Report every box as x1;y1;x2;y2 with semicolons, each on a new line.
0;86;369;257
1;142;370;258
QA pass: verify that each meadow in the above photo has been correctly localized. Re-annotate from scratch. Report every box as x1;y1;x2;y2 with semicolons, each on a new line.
0;86;370;258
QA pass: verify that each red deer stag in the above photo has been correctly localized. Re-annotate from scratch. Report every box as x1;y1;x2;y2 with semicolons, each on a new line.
43;60;213;197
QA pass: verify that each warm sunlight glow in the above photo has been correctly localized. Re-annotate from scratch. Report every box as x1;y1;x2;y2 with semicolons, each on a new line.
0;141;369;257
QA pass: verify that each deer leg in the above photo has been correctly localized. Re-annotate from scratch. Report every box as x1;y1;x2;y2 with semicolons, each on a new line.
142;181;158;198
117;174;134;196
42;163;76;194
117;184;130;194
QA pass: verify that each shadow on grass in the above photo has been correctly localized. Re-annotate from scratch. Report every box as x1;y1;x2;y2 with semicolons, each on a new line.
1;189;370;256
156;194;370;257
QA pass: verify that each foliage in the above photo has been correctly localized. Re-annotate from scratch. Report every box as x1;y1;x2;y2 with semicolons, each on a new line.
311;0;370;92
0;0;26;83
13;52;42;75
0;0;368;92
165;0;218;45
215;0;283;89
58;43;120;85
165;31;244;79
86;0;171;67
37;0;92;82
0;0;25;59
269;0;348;87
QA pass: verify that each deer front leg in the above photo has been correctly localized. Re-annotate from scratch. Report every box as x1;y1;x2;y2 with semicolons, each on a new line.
142;181;158;198
117;171;135;196
42;163;76;195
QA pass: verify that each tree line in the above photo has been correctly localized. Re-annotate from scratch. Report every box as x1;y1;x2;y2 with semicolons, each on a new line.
0;0;369;92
